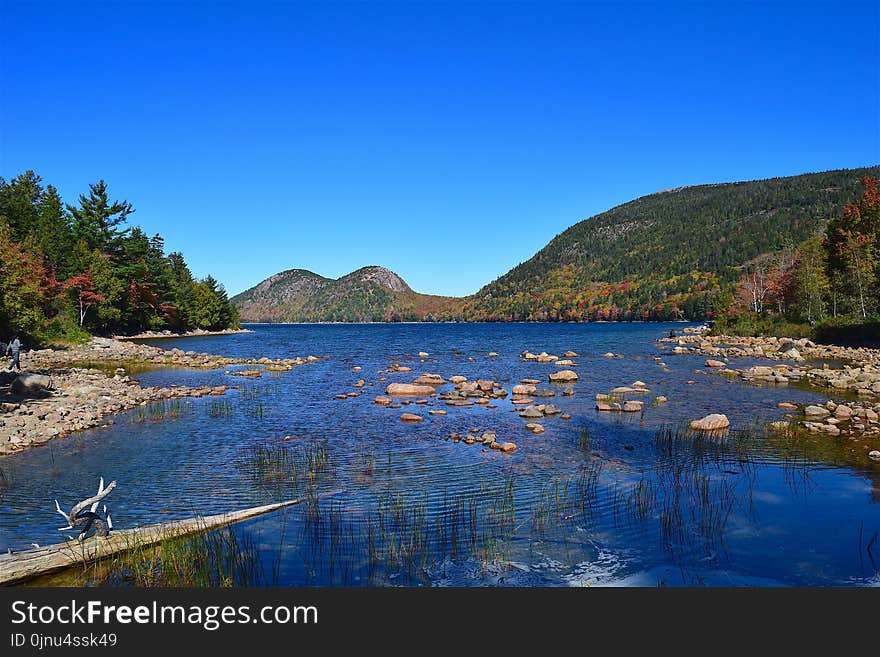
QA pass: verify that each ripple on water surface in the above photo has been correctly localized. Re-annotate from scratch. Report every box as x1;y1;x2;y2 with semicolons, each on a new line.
2;323;879;586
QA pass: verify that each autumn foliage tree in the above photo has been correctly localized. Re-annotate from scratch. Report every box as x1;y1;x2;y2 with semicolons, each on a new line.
64;272;105;326
0;172;239;342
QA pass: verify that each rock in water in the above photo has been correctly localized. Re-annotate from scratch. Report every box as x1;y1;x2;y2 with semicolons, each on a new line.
386;383;436;396
689;414;730;431
804;405;831;418
549;370;578;382
11;374;53;397
519;406;544;419
400;413;424;422
705;359;726;368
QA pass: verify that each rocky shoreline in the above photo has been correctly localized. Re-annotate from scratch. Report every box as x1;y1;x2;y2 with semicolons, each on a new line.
0;337;323;456
660;333;880;448
114;328;254;340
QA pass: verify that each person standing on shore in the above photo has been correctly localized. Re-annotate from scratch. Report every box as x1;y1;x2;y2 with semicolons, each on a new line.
6;336;21;372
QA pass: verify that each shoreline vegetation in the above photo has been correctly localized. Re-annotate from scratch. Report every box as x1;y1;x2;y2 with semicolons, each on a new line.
0;172;241;348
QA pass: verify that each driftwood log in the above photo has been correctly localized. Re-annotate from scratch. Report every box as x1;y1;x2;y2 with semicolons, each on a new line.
54;478;116;541
1;491;341;586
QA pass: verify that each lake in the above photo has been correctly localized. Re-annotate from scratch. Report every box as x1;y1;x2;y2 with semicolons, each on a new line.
2;322;879;586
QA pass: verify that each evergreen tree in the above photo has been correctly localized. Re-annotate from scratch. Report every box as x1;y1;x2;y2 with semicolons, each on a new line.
68;180;134;254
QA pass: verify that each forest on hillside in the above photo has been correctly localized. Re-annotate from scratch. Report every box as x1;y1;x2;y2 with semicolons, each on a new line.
0;171;239;343
714;174;880;340
462;167;878;323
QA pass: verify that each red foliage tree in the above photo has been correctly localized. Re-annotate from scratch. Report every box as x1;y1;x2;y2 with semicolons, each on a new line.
65;272;105;326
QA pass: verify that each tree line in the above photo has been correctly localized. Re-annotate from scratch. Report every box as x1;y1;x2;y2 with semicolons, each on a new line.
0;171;239;343
719;175;879;335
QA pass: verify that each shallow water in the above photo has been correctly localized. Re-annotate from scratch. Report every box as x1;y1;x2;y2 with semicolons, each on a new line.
2;323;879;586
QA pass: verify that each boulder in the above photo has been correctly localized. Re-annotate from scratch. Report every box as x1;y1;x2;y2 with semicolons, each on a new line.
833;405;853;419
623;401;644;412
804;405;831;418
689;414;730;431
549;370;578;383
374;395;392;405
705;359;726;368
500;442;517;453
512;384;537;396
400;413;423;422
412;374;445;386
386;383;436;396
525;423;545;434
519;406;544;419
11;374;53;397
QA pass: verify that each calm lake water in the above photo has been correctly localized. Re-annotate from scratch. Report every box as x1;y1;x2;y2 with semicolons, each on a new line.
2;322;879;586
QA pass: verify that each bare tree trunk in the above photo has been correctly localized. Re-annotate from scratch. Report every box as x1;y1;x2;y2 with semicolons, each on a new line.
853;251;867;319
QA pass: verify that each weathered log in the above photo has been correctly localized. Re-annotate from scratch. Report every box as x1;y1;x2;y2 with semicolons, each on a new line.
1;492;341;586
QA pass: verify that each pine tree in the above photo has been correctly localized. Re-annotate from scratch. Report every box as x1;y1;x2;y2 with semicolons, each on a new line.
68;180;134;254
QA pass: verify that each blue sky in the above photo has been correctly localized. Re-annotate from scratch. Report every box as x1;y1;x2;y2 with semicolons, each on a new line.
1;1;877;297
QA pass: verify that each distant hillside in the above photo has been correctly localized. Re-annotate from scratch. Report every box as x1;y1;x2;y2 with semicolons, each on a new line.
460;166;879;321
232;265;455;322
233;166;878;323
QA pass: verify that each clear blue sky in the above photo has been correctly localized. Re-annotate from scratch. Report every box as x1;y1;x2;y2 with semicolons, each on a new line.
1;1;877;297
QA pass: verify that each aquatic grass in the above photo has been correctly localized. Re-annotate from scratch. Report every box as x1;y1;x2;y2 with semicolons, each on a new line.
208;399;233;417
84;527;266;587
578;428;592;451
296;479;519;585
241;440;332;496
129;399;192;424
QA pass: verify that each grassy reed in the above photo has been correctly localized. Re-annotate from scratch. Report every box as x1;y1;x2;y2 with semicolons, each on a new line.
130;399;191;424
79;527;266;587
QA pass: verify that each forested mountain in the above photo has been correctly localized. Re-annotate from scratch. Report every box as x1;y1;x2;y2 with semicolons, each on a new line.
232;266;454;322
0;171;239;342
462;166;879;321
235;167;878;324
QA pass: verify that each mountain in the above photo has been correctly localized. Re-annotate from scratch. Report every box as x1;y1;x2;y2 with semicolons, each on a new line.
231;265;455;322
233;166;879;323
461;166;880;321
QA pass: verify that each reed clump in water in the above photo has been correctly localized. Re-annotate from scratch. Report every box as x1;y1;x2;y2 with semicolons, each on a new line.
74;526;266;587
298;479;518;585
208;399;233;417
242;440;331;492
130;399;191;424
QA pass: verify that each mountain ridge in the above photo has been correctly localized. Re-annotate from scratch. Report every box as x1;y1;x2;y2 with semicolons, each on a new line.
231;265;452;322
233;165;880;323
